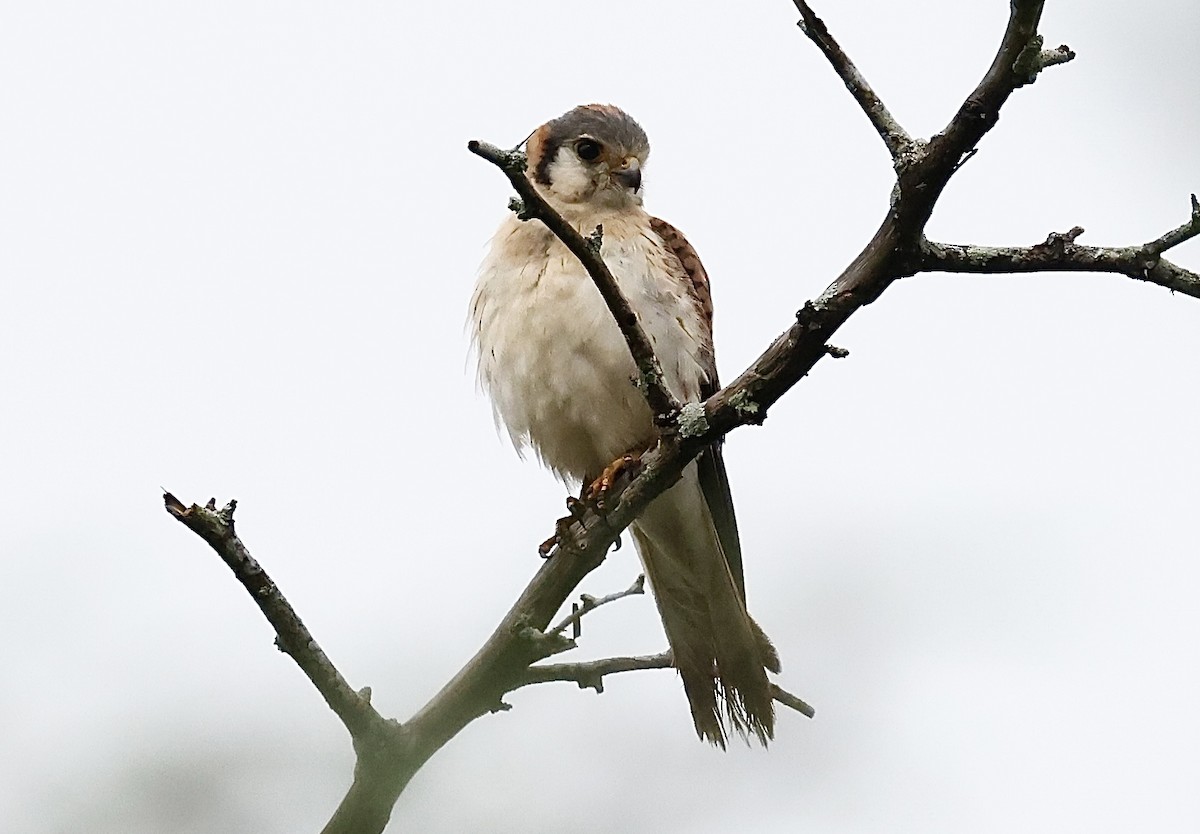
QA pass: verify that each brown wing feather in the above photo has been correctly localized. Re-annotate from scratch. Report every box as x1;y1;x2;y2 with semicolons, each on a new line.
648;216;747;597
648;215;780;688
648;216;715;387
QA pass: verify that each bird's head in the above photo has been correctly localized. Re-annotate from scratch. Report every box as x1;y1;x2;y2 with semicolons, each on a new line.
525;104;650;209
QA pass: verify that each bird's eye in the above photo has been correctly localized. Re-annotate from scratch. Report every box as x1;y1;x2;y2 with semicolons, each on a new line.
574;139;602;161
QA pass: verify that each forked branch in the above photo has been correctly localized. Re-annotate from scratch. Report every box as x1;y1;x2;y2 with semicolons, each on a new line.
548;573;647;637
166;2;1196;833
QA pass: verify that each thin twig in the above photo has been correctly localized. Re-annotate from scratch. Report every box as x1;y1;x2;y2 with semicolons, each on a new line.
520;651;816;719
792;0;913;161
548;574;646;637
770;684;817;719
466;140;682;425
522;650;673;691
1146;193;1200;255
1037;43;1077;70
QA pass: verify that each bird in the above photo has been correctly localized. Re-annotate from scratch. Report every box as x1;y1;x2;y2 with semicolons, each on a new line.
469;104;780;747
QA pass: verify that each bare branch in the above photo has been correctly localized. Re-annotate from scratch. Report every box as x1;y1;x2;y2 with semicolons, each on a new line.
466;140;682;425
1146;193;1200;255
792;0;913;160
163;490;660;834
1036;43;1077;71
696;1;1068;440
549;574;646;637
162;493;384;740
520;650;816;719
470;3;1083;567
522;650;673;691
165;493;413;834
922;196;1200;299
925;6;1055;181
1012;35;1077;84
164;3;1192;831
770;684;817;719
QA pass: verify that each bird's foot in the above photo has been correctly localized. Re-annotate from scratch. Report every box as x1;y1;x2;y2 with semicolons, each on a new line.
538;497;590;558
538;451;643;557
585;451;643;512
537;528;563;558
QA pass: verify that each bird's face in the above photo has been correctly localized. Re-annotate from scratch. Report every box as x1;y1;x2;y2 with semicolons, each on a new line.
526;104;650;209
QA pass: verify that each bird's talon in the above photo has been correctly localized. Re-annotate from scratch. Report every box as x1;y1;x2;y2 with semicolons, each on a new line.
585;451;644;509
540;506;586;558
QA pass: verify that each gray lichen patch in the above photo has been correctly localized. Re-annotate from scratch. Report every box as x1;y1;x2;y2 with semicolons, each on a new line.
501;149;528;171
728;390;760;417
677;402;710;439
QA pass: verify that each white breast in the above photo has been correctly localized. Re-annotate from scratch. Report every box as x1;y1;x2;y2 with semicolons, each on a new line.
470;209;710;482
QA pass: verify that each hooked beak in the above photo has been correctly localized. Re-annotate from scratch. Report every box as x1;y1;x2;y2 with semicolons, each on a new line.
612;157;642;192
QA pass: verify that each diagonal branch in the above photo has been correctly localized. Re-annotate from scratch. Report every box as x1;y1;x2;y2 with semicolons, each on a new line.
163;490;676;834
518;650;816;719
473;0;1077;547
163;493;386;741
466;140;682;425
792;0;913;161
695;2;1069;439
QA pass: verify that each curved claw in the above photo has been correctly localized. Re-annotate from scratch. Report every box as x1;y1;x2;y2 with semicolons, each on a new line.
541;450;644;557
585;451;643;511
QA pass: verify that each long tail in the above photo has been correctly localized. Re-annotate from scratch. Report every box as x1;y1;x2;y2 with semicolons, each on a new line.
630;460;779;747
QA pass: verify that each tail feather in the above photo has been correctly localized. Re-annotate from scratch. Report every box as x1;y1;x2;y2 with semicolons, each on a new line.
629;462;778;747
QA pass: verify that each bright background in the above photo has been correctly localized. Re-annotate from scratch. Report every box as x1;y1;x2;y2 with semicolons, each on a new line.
3;2;1198;832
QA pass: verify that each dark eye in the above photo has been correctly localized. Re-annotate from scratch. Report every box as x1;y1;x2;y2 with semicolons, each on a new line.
574;139;602;161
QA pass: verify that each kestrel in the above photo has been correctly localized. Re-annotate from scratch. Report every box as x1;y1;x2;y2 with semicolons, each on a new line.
470;104;779;746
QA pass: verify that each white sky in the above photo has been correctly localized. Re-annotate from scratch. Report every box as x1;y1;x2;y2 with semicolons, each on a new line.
2;1;1198;832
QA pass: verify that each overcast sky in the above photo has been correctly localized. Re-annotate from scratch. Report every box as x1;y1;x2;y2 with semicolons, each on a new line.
3;1;1199;832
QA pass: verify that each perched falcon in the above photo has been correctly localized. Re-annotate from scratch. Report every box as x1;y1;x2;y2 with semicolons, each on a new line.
470;104;780;746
